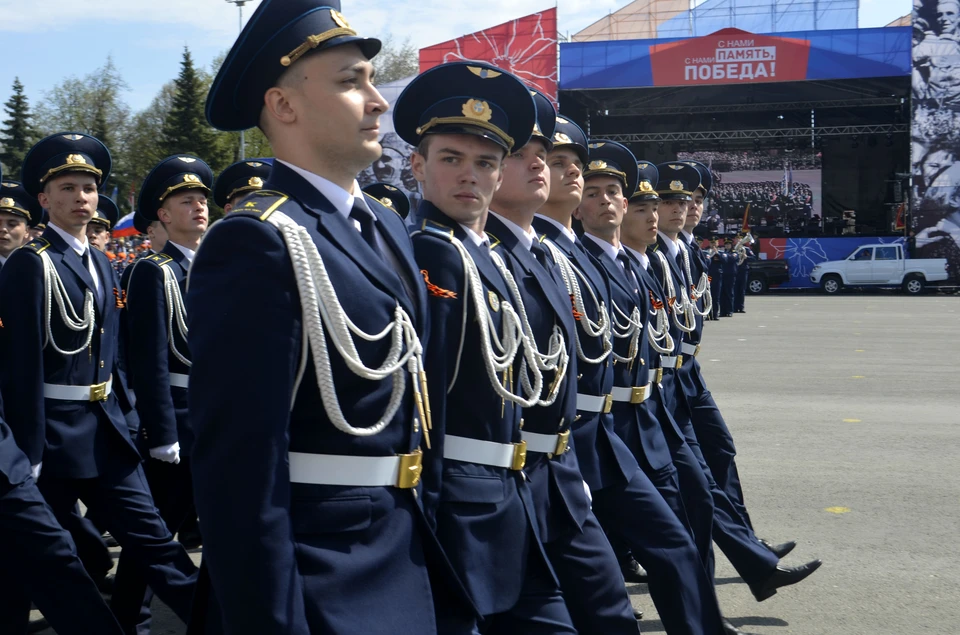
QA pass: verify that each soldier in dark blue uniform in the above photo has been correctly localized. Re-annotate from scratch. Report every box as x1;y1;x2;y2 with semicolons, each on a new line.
680;161;715;322
362;182;410;220
734;233;755;313
0;181;39;269
529;115;645;633
112;155;214;632
0;132;198;629
721;239;737;317
187;2;469;633
212;158;272;214
650;164;821;605
394;61;576;635
707;237;724;320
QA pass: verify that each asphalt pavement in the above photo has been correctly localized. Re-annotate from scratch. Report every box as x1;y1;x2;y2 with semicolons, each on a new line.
37;293;960;635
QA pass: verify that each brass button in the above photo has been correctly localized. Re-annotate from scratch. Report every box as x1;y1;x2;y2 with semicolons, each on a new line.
518;418;524;430
100;328;105;334
99;361;104;368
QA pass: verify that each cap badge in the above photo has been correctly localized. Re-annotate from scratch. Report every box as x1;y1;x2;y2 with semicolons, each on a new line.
638;162;649;169
462;99;493;122
179;157;197;163
384;185;398;191
639;181;654;192
467;66;502;79
330;9;351;28
669;180;684;191
184;174;201;183
2;182;15;187
248;176;264;187
62;134;83;141
588;142;606;148
0;197;14;207
246;161;263;168
379;197;395;209
66;154;86;165
533;122;542;135
556;116;569;124
668;164;683;169
554;132;572;144
588;160;608;170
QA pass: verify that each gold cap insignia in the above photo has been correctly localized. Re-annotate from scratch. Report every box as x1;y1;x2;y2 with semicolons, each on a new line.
638;163;649;169
66;154;86;165
462;99;493;122
588;142;606;149
2;182;15;187
379;197;394;209
467;66;502;79
488;290;500;312
184;174;201;183
384;185;398;191
62;134;83;141
557;116;568;124
668;164;683;169
179;157;197;163
0;197;14;207
669;180;684;191
553;132;572;144
248;176;263;187
533;122;542;135
588;160;607;170
330;9;351;28
246;161;263;168
639;181;654;192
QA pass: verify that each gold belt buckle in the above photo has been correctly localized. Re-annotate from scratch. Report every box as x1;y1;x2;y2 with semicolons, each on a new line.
654;368;664;384
630;385;649;404
694;344;701;357
602;394;613;414
396;450;423;488
511;441;527;471
89;381;108;402
675;355;684;369
553;430;571;456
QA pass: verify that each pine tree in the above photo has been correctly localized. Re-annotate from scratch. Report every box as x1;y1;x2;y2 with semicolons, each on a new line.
0;78;37;178
159;47;223;168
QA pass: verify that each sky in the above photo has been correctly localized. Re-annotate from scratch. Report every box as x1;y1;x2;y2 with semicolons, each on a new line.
1;0;911;116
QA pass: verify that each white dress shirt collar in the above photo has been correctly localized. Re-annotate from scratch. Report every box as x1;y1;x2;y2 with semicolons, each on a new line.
534;214;578;243
680;229;694;245
459;224;489;247
488;211;536;251
583;233;620;263
657;230;680;258
277;159;369;221
166;241;197;265
49;222;89;255
625;245;651;270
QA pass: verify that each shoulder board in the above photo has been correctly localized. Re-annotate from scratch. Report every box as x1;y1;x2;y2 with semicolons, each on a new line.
143;252;174;267
419;218;454;240
363;192;403;218
234;189;290;222
537;233;548;243
485;232;501;249
650;244;659;253
21;237;51;255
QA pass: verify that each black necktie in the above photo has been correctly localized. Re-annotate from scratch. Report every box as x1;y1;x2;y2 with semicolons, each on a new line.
349;199;383;261
81;249;91;270
530;240;549;268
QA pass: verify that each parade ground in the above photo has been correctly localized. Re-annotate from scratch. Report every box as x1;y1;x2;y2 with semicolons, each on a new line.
38;294;960;635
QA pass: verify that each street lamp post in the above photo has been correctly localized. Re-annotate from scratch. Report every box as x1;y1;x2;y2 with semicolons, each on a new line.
224;0;253;159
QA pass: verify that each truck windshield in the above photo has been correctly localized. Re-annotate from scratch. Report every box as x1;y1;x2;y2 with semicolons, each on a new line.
850;249;872;261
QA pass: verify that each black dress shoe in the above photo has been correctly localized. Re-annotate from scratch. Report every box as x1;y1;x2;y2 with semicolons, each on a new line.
759;538;797;558
621;557;648;584
721;313;733;317
633;607;644;620
28;617;49;633
753;559;822;601
722;618;759;635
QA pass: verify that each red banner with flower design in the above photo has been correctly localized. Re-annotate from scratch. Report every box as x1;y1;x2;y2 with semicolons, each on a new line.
419;9;558;102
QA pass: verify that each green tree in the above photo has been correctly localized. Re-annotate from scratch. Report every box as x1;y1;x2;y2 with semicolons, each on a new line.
0;77;37;177
160;47;231;172
372;34;419;86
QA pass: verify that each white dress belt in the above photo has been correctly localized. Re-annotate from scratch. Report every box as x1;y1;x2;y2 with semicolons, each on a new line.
576;393;613;413
648;368;663;384
169;373;190;389
611;384;652;404
443;435;525;470
521;430;571;456
659;355;683;369
288;451;423;488
680;342;701;356
43;376;113;402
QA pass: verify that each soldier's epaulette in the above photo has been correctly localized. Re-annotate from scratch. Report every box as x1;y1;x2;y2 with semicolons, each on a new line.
485;232;501;249
418;218;454;240
233;189;290;222
21;237;50;255
143;252;174;267
364;191;402;218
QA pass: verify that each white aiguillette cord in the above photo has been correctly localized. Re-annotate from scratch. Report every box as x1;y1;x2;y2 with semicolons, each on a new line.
40;251;95;355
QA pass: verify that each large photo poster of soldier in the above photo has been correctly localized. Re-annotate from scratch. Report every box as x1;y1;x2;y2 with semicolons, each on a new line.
677;150;821;236
912;0;960;280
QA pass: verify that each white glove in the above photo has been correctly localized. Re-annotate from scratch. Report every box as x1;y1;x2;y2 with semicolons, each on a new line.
149;442;181;465
30;463;42;480
582;480;592;505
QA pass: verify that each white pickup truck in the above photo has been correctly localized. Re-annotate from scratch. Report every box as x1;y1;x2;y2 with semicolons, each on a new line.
810;243;949;294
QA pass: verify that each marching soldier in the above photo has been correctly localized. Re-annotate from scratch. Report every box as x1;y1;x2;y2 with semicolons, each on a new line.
112;155;213;632
212;158;272;214
86;194;119;252
734;233;754;313
362;182;410;220
188;1;469;632
0;132;198;629
395;61;576;634
707;237;724;320
721;239;737;317
0;181;39;270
